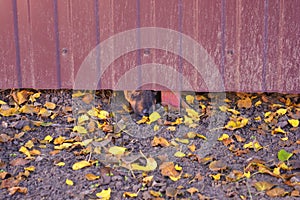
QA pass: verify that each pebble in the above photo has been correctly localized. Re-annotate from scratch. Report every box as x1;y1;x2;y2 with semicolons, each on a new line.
111;175;123;181
115;181;123;189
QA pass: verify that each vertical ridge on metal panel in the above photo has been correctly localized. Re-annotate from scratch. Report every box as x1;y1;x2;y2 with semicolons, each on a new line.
53;0;62;88
12;0;22;88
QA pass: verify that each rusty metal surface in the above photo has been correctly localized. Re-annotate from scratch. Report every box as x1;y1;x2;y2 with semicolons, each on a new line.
0;0;299;93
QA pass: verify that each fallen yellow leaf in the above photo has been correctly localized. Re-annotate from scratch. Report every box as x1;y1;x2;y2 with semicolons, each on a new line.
44;102;56;110
288;119;299;127
272;127;286;134
25;140;34;149
167;126;176;131
186;108;200;121
0;100;7;105
188;144;196;152
123;192;138;198
53;136;65;145
276;108;287;115
175;138;189;144
78;114;89;124
174;151;186;158
24;166;35;172
174;164;182;171
218;134;229;141
148;112;161;124
66;179;74;186
153;125;160;131
0;107;18;117
44;135;53;143
227;108;240;115
255;100;262;106
29;92;41;102
211;173;221;181
54;143;73;150
72;91;85;98
244;171;251;178
184;116;193;126
219;105;228;112
19;146;31;157
55;162;65;167
38;108;51;117
243;141;263;151
185;95;194;104
98;110;109;120
73;125;87;134
108;146;127;155
72;160;91;170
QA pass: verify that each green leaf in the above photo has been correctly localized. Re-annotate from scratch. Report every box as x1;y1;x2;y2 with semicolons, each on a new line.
277;149;293;161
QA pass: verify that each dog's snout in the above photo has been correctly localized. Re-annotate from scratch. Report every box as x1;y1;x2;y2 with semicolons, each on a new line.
142;108;149;117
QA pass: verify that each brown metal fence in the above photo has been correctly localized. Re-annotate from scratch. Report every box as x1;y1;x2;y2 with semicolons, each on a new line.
0;0;299;93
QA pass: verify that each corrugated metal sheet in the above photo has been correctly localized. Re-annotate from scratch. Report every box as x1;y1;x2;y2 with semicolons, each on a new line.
0;0;299;92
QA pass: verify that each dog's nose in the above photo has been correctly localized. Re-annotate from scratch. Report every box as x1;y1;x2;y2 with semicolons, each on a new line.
142;109;149;117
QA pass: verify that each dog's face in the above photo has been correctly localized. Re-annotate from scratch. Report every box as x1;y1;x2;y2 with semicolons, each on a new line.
124;90;157;118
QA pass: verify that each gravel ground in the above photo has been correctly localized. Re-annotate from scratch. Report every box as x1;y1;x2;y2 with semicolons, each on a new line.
0;90;299;200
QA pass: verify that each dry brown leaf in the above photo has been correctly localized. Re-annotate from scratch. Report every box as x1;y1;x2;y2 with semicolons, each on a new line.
237;97;252;109
82;93;94;104
151;136;170;147
261;95;269;102
149;190;162;197
266;187;286;197
0;172;10;179
87;121;96;132
194;173;203;181
9;158;30;166
85;173;100;181
44;102;56;110
226;170;244;182
222;138;234;146
49;150;61;155
102;124;113;132
142;175;153;184
166;187;177;198
233;134;246;142
0;178;20;189
188;144;196;152
0;134;12;143
209;160;227;171
291;190;300;197
0;107;18;117
13;90;33;105
253;181;275;191
8;186;28;195
159;162;180;178
187;187;199;195
29;149;41;156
